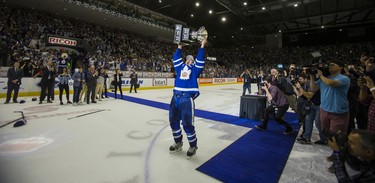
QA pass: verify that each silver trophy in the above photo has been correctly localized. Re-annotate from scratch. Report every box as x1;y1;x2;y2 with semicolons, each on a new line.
174;24;208;45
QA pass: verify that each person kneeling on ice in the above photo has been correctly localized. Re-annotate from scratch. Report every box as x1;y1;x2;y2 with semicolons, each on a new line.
255;77;294;134
168;38;207;159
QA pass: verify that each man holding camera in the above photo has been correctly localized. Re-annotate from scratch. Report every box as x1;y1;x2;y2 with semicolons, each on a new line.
328;129;375;183
36;61;56;104
255;77;293;134
294;74;312;143
240;69;252;96
311;60;350;172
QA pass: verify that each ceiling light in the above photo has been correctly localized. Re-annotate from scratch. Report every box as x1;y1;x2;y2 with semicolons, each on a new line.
321;25;324;28
275;35;278;37
240;27;243;30
159;0;162;3
305;32;308;35
191;14;194;17
209;10;213;14
232;36;234;38
279;30;281;33
243;2;247;6
294;3;298;7
221;17;226;22
195;2;200;7
339;29;342;31
262;7;266;10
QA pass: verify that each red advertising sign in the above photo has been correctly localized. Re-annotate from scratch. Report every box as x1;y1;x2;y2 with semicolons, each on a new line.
48;37;77;46
198;78;213;84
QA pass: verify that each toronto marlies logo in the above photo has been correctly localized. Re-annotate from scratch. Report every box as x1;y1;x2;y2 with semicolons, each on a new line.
180;65;191;80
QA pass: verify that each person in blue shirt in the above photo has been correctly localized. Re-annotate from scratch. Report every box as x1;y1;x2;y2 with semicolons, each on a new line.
311;60;350;173
169;38;207;159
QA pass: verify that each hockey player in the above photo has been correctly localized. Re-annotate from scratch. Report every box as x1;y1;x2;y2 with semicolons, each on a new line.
169;38;207;159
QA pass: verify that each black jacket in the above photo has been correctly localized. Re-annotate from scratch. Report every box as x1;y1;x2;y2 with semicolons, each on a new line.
7;67;23;85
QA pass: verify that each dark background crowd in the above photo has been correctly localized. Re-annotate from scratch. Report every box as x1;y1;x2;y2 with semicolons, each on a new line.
1;4;374;79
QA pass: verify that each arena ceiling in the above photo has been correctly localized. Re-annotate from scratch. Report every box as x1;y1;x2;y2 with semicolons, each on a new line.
128;0;375;46
6;0;375;47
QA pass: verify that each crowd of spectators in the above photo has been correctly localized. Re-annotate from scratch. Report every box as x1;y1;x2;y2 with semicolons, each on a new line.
0;4;374;80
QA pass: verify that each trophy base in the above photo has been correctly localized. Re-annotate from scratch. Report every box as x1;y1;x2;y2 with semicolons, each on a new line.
178;41;195;46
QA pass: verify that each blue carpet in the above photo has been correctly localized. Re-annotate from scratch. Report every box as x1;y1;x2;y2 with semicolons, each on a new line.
109;93;299;183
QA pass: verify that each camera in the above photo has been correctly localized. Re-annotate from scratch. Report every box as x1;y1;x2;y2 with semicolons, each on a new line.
323;130;348;159
305;63;329;77
291;80;298;85
259;82;265;87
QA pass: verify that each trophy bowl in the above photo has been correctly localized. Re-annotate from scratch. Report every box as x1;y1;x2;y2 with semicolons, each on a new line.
191;26;208;43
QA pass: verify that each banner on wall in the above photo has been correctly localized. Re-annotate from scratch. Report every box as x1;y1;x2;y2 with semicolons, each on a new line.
198;78;213;84
152;78;167;86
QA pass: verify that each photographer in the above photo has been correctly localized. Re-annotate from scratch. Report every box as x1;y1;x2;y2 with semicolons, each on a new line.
255;77;293;134
36;61;56;104
270;68;297;114
294;74;313;144
328;129;375;183
312;60;351;172
358;75;375;132
240;69;252;96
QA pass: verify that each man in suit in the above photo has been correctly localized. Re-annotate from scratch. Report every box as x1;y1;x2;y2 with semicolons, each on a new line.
5;61;23;104
37;61;56;104
86;65;98;104
129;69;138;93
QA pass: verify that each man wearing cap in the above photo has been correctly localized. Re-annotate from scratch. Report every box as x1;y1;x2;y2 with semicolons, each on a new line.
168;38;207;159
311;59;350;172
5;61;23;104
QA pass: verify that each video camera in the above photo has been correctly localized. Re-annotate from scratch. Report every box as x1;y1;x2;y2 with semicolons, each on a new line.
304;63;329;77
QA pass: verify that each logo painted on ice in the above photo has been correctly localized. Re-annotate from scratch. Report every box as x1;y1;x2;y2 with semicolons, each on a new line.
0;137;54;153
